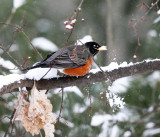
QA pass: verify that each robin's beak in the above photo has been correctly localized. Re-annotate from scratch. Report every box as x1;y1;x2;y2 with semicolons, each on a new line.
97;46;107;51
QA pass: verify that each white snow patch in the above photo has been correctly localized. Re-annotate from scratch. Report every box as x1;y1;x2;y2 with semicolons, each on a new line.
145;122;155;129
0;57;19;73
109;77;132;93
70;19;77;25
124;131;131;137
106;92;125;109
147;71;160;87
32;37;58;52
12;0;26;12
90;61;132;74
59;118;74;128
75;35;93;45
143;128;160;137
147;30;157;38
90;59;160;74
73;103;87;113
91;114;111;126
91;108;134;137
0;74;24;89
148;105;154;112
65;25;73;30
91;111;128;127
157;9;160;15
25;68;58;80
64;21;68;25
153;16;160;24
54;86;83;97
110;125;120;137
9;44;19;52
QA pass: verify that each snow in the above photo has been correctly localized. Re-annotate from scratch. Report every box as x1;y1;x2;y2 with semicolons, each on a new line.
0;68;58;88
75;35;93;45
110;125;120;137
91;108;134;137
147;30;157;38
91;111;128;127
64;21;68;25
0;74;24;89
70;19;77;25
157;9;160;15
91;114;122;137
91;114;110;126
143;128;160;137
124;131;131;137
65;25;73;30
25;68;58;80
0;58;160;97
133;55;137;59
90;61;133;74
12;0;26;12
59;118;74;128
153;16;160;24
109;77;131;93
90;59;160;75
145;122;155;129
54;86;83;97
147;71;160;87
9;44;19;52
0;57;20;73
31;37;58;52
73;103;87;113
106;92;125;109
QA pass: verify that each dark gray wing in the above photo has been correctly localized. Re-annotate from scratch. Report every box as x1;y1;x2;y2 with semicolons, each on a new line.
35;45;90;69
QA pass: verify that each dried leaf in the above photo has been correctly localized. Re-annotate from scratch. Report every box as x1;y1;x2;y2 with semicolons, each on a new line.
14;84;56;136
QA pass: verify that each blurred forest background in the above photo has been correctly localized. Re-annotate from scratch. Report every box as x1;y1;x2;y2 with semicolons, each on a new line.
1;0;160;137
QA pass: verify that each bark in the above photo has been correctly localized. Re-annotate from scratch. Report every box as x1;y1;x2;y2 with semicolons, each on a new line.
0;59;160;97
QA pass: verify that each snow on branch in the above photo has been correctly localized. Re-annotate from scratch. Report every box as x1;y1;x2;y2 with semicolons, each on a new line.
0;59;160;97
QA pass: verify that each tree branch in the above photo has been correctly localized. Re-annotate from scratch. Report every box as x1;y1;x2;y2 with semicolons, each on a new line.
0;59;160;97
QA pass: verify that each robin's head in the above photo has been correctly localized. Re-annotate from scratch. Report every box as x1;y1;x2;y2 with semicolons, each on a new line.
85;42;107;56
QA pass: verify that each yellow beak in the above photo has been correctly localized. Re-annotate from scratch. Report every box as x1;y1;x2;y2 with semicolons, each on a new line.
97;46;107;51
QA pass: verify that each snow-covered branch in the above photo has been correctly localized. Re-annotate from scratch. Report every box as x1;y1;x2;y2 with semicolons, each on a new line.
1;59;160;97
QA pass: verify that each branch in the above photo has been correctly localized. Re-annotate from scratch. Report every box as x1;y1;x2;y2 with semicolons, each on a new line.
0;59;160;97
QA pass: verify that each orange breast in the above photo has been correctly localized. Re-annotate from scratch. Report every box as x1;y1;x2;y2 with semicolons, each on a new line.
63;57;93;76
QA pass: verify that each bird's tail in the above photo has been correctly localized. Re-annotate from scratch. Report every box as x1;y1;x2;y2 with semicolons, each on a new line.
22;62;47;71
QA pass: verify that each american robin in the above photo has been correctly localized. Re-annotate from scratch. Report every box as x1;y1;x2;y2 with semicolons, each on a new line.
25;42;106;76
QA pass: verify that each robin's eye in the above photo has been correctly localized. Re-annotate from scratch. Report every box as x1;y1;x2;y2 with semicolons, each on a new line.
93;45;97;48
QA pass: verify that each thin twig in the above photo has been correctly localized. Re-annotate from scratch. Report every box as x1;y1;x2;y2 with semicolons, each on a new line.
128;0;160;56
88;85;92;120
4;109;16;137
21;30;43;59
65;0;84;45
0;45;22;70
57;88;64;123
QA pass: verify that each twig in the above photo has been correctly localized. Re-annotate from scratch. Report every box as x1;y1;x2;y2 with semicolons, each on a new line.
21;30;43;59
45;89;49;94
0;12;27;57
0;116;10;123
65;0;84;45
128;0;160;56
1;59;160;97
57;88;64;123
4;109;16;137
1;31;18;58
0;22;18;29
0;45;22;70
87;85;92;119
